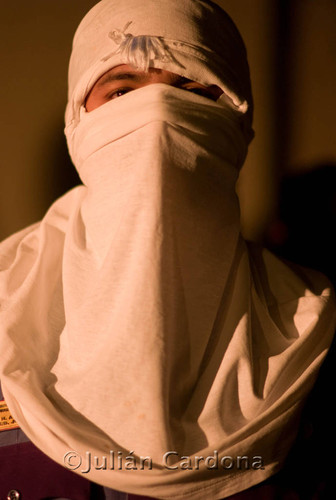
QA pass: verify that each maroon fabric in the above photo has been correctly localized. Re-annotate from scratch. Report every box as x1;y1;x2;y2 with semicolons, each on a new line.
0;441;92;500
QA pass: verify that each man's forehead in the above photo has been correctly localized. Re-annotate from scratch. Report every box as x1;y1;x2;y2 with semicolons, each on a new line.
95;64;189;88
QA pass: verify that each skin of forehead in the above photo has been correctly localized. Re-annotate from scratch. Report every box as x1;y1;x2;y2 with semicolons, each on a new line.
96;66;188;87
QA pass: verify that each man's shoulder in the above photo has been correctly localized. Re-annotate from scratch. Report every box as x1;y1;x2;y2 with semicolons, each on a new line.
0;186;85;271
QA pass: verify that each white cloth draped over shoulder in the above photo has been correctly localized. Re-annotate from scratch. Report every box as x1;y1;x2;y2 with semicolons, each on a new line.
0;1;335;499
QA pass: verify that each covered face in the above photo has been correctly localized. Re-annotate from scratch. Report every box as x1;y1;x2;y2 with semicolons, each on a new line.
65;0;254;146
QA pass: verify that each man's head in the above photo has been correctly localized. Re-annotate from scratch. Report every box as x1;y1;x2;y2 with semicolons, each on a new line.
65;0;253;144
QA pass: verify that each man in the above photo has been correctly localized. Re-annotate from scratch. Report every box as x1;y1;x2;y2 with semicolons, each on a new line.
0;0;335;499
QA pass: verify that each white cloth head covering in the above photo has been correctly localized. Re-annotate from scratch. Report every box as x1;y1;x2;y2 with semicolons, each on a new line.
0;1;335;499
65;0;254;147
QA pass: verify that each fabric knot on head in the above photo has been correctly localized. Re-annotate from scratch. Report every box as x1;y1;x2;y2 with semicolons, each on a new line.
102;21;185;71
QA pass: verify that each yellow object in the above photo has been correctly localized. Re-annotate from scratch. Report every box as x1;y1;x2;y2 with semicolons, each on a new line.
0;400;19;431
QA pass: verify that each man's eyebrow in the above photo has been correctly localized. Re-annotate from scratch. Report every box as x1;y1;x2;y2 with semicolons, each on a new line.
96;72;145;87
96;71;192;88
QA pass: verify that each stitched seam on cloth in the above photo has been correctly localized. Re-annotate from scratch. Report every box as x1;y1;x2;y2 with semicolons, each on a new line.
153;416;296;499
152;464;282;499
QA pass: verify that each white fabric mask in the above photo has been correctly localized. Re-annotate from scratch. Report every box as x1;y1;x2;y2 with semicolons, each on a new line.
67;84;246;264
0;81;335;499
56;84;246;453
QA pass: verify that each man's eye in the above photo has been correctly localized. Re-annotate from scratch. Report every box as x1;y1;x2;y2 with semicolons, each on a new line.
107;88;132;100
105;85;215;102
